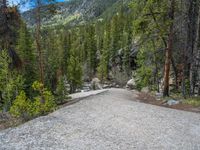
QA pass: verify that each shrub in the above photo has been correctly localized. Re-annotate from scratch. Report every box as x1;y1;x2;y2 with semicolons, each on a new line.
134;66;153;91
10;81;56;119
0;50;24;111
183;97;200;107
31;81;56;116
9;91;31;120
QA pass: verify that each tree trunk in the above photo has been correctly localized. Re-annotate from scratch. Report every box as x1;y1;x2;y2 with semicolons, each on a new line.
35;0;44;85
171;57;178;90
163;0;175;97
190;3;200;95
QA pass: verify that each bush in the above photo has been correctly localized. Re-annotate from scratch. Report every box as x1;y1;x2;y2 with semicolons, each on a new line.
183;97;200;107
0;50;24;111
9;91;31;120
134;66;153;91
31;90;55;116
31;81;56;116
10;81;56;119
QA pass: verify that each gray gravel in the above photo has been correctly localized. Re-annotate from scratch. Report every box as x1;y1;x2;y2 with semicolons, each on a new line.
0;88;200;150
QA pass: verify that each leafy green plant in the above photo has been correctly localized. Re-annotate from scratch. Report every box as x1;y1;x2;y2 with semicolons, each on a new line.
0;50;24;111
55;76;70;104
183;97;200;107
31;81;56;116
67;52;83;93
10;81;56;119
135;66;153;91
9;91;31;120
31;90;55;116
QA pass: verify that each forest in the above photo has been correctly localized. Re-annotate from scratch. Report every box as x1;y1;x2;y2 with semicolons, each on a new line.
0;0;200;120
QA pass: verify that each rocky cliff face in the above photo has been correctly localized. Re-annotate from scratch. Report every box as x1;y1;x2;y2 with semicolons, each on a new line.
22;0;122;27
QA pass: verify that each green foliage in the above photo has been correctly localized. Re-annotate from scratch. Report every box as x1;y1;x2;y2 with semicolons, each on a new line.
84;25;97;77
23;0;124;27
9;91;31;119
31;81;55;116
130;0;172;92
32;81;44;91
0;50;24;111
67;44;83;93
10;81;56;119
97;30;110;81
134;40;163;91
183;97;200;107
17;22;36;96
55;76;70;104
184;79;191;96
135;66;153;90
97;57;108;81
32;89;55;116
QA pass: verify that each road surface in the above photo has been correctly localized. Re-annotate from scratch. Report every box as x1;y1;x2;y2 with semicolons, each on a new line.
0;88;200;150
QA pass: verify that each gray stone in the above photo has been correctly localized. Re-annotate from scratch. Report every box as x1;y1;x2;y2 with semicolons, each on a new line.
91;78;102;90
116;85;120;88
126;79;136;89
82;82;92;92
103;84;110;89
167;99;180;106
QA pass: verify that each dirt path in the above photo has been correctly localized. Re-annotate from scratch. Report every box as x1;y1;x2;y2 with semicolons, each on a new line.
0;88;200;150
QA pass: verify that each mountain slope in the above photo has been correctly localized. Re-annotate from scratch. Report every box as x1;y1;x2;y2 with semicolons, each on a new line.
22;0;131;27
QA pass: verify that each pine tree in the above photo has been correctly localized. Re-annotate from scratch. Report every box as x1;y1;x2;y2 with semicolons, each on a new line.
0;50;24;111
60;32;71;75
67;42;83;93
17;22;36;95
85;25;97;78
131;0;175;96
97;29;110;81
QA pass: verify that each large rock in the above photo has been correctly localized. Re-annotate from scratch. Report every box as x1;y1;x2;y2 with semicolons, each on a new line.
167;99;180;106
126;79;136;89
82;82;92;92
91;78;102;90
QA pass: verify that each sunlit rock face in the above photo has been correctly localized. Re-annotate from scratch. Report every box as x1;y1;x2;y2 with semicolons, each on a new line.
21;0;131;27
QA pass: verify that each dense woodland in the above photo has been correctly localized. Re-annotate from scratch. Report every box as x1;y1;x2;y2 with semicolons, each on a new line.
0;0;200;119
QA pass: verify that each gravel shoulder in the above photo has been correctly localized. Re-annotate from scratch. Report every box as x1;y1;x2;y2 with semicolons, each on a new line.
0;88;200;150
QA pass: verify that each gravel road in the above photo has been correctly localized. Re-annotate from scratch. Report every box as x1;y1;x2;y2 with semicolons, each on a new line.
0;88;200;150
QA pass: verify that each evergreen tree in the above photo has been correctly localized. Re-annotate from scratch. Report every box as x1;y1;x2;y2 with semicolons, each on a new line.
85;25;97;78
17;22;36;95
97;29;110;81
67;43;83;93
0;50;24;111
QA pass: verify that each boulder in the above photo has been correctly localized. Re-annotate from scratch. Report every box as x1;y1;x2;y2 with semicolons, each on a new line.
91;78;102;90
116;85;120;88
110;82;117;88
167;99;180;106
126;79;136;89
103;84;110;89
82;82;92;92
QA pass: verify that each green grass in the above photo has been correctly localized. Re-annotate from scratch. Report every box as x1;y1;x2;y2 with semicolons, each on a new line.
183;97;200;107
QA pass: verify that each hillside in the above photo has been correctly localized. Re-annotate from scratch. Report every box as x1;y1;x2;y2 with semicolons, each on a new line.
22;0;130;27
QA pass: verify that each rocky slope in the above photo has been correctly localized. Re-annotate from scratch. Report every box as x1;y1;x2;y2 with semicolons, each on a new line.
22;0;131;27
